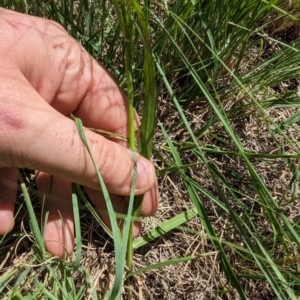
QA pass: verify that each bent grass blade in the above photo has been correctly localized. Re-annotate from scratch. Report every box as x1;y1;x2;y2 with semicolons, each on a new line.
71;114;124;299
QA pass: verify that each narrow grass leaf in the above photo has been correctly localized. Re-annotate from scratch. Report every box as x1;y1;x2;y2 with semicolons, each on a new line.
71;183;82;268
3;268;31;298
75;185;113;239
122;151;138;271
71;114;123;299
133;207;198;249
126;252;217;279
18;170;45;259
132;0;157;160
261;0;299;21
34;277;59;300
275;110;300;133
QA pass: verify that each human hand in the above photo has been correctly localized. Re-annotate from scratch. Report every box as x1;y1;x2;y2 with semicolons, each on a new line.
0;8;158;257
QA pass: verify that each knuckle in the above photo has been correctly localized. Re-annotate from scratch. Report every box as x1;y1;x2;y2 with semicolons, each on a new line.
46;19;66;33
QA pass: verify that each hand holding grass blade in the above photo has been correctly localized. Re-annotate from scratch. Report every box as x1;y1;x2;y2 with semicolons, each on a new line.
0;8;158;259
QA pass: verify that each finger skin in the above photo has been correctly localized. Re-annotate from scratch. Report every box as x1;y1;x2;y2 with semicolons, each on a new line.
0;8;132;134
0;167;17;235
36;173;74;258
0;8;159;255
85;182;159;237
0;71;156;195
0;8;157;196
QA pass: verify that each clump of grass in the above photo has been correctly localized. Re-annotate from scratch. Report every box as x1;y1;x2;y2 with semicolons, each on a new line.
1;0;300;299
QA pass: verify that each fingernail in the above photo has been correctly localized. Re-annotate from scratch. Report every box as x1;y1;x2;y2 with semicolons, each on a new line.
136;158;153;192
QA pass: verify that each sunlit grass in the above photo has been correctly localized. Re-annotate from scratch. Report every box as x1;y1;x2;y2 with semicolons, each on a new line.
1;0;300;298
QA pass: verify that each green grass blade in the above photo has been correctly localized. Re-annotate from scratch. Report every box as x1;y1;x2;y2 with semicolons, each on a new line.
0;268;21;294
18;170;45;259
34;277;59;300
111;0;157;271
133;207;198;249
71;114;123;299
275;110;300;132
126;252;217;279
261;0;299;21
132;0;157;160
121;150;137;273
71;183;81;268
75;185;113;239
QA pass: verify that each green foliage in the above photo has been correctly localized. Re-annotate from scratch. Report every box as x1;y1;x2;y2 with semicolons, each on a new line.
1;0;300;298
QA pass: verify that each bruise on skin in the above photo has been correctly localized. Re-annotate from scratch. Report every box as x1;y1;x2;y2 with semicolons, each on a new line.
0;109;24;130
6;19;20;29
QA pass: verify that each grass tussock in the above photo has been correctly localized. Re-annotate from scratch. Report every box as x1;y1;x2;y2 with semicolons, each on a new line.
1;0;300;299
